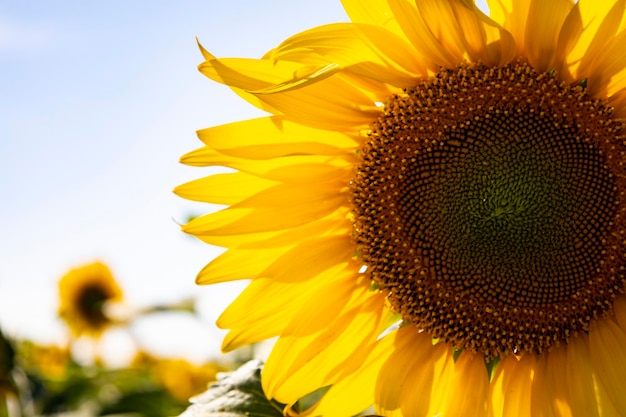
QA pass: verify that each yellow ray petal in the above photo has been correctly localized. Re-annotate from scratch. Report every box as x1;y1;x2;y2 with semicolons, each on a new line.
269;22;427;86
183;183;346;236
399;341;456;417
448;0;517;66
486;0;530;55
565;334;601;417
217;267;351;351
557;0;626;83
373;0;512;69
297;330;397;417
340;0;407;39
374;327;434;416
524;0;573;72
198;49;331;93
174;172;276;205
198;52;381;131
444;352;489;417
488;355;517;417
192;209;351;249
251;76;381;131
502;354;535;417
259;235;356;283
195;116;359;159
262;276;387;403
195;246;291;285
583;31;626;98
248;63;342;94
488;355;535;417
385;0;461;68
589;318;626;413
538;346;574;417
528;354;551;417
181;148;354;183
414;0;467;60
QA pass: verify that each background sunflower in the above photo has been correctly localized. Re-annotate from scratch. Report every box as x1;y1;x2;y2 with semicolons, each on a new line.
58;262;123;338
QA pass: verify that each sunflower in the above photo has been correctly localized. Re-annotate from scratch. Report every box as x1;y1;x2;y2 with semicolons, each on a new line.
58;261;123;338
177;0;626;415
18;341;70;380
151;357;221;402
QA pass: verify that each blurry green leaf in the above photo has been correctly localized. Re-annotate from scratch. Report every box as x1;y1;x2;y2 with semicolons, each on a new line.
0;328;16;395
100;389;185;417
0;329;15;373
179;360;284;417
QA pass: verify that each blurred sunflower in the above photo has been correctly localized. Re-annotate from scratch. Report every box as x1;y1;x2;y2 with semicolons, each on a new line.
151;358;221;402
58;262;123;338
18;341;70;380
177;0;626;415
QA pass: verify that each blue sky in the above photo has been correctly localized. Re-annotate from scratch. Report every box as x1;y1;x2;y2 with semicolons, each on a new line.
0;0;349;361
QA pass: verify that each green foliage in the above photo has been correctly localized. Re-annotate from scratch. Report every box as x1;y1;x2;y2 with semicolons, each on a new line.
2;349;193;417
179;360;285;417
0;329;17;397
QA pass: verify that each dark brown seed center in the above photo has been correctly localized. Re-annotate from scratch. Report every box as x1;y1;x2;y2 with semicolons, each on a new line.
351;60;626;358
78;284;112;327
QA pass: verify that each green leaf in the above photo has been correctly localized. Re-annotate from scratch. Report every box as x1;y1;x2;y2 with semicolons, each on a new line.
179;360;284;417
0;328;17;395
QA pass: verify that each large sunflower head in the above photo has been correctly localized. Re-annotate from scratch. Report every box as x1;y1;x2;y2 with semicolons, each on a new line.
58;261;123;338
178;1;626;415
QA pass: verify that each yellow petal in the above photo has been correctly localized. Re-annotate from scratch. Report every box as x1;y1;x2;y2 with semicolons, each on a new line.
269;22;428;85
174;172;276;205
262;275;387;403
192;210;351;249
298;330;397;417
583;30;626;98
198;48;325;93
444;352;489;417
183;183;346;237
502;355;535;417
547;347;574;417
399;341;456;417
488;355;518;417
414;0;467;60
195;116;358;159
532;346;574;417
195;246;291;285
589;318;626;413
565;334;601;417
217;266;350;351
340;0;407;40
198;52;380;131
524;0;573;72
259;235;356;283
378;0;515;69
385;0;461;68
529;355;553;417
449;0;517;66
375;327;434;416
557;0;626;83
488;355;535;417
252;76;381;131
486;0;530;55
181;148;354;183
248;63;342;94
